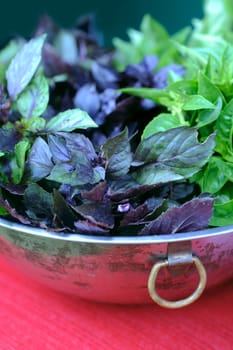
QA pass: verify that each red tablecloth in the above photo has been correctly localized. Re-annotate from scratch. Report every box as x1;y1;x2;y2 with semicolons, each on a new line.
0;258;232;350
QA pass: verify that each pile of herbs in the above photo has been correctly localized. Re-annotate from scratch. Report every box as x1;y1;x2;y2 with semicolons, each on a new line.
0;0;232;236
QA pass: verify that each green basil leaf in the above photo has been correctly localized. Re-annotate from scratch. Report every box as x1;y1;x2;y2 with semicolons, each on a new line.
142;113;185;139
196;97;222;128
219;45;233;86
122;80;203;116
210;199;233;226
17;74;49;118
46;109;97;132
198;71;224;102
205;53;221;82
0;206;8;215
120;87;167;103
173;41;207;68
113;14;169;70
201;157;228;194
197;0;233;37
182;95;215;111
20;117;46;133
0;65;6;84
215;97;233;160
11;140;30;184
15;140;30;168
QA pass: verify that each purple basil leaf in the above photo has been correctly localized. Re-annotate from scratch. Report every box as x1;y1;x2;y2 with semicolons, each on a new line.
27;137;53;181
125;54;158;86
0;182;25;195
91;130;107;147
6;34;46;100
0;196;31;225
90;88;120;127
33;15;59;42
47;151;103;186
42;43;70;77
153;64;186;89
110;176;162;202
0;124;21;153
47;132;105;186
81;181;107;202
133;127;215;185
91;62;119;90
120;203;150;225
140;197;214;235
102;128;132;179
0;85;10;122
170;183;195;201
24;183;54;222
73;83;100;117
73;201;114;229
97;88;120;123
48;135;71;163
142;198;168;221
75;13;103;44
59;132;96;160
143;55;159;72
53;189;77;228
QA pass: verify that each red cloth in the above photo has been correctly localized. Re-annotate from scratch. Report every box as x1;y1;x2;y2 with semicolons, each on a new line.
0;258;232;350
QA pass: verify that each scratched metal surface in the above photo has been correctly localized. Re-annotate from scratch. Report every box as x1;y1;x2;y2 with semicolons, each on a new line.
0;218;232;304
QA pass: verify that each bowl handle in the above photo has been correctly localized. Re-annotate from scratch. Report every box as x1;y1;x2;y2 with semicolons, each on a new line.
148;243;207;308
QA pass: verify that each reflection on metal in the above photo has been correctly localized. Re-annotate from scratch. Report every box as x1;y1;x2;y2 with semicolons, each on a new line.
0;218;232;305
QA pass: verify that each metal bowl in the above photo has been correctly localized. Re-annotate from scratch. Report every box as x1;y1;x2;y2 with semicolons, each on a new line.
0;217;232;308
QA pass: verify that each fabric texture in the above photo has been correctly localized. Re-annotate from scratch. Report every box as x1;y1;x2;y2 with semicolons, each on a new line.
0;257;232;350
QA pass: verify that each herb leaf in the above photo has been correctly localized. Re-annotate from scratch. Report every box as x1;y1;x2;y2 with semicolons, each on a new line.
28;137;53;181
142;113;184;139
0;124;21;154
1;5;232;236
17;74;49;118
45;109;97;132
53;189;77;228
102;128;132;179
6;34;46;100
133;127;215;185
141;197;214;235
210;197;233;226
24;183;54;222
11;140;30;184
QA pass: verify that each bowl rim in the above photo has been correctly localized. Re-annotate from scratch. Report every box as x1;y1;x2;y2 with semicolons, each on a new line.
0;217;233;245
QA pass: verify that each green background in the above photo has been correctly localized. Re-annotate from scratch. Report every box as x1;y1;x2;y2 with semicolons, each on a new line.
0;0;202;46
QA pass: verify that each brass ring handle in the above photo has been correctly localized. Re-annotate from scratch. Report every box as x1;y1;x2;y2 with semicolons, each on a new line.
148;256;207;309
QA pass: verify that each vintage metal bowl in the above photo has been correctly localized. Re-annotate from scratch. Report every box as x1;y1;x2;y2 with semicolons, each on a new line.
0;217;232;308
